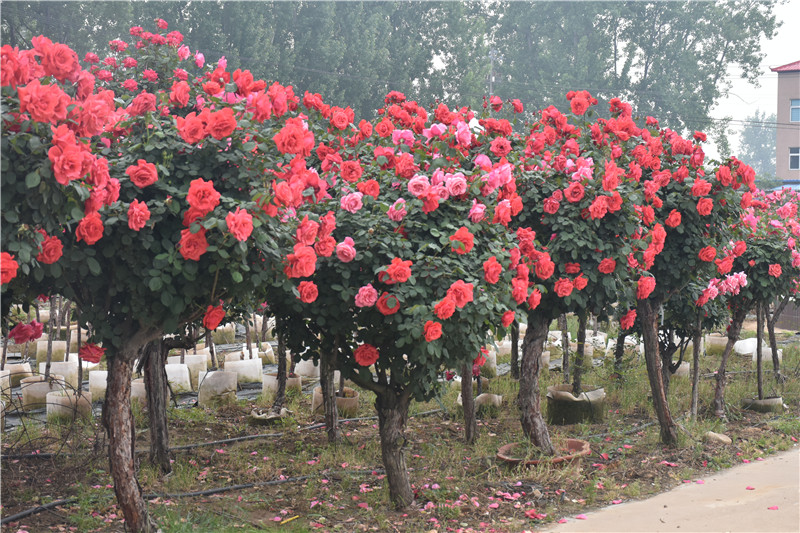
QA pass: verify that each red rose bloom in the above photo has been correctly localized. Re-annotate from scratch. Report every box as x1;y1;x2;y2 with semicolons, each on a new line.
696;198;713;216
354;344;379;366
297;281;319;303
340;160;363;183
176;112;207;144
386;257;413;283
698;246;717;262
501;310;516;327
206;107;237;140
314;235;336;257
1;252;19;284
169;80;191;108
78;343;105;364
554;278;573;298
573;274;588;291
285;243;317;278
203;304;225;330
128;91;156;116
620;309;637;330
664;209;682;228
127;199;151;231
490;136;511;158
225;207;253;242
356;179;380;199
76;212;104;245
377;292;401;315
483;256;503;284
434;297;456;320
565;182;585;203
447;280;474;308
449;226;474;255
375;117;394;138
424;320;442;342
637;276;656;300
527;288;542;310
125;159;158;188
178;228;209;261
187;178;221;214
535;257;555;280
37;235;63;264
768;264;782;278
598;258;616;274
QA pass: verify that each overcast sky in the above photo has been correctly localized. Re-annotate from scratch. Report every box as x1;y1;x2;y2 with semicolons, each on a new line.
709;0;800;159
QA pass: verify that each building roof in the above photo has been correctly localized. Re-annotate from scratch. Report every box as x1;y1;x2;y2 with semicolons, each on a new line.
770;60;800;72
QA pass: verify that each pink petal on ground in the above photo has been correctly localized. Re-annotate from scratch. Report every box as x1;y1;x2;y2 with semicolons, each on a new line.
489;503;500;509
623;444;633;449
575;514;588;520
696;480;705;484
742;459;751;463
558;518;568;524
746;486;755;490
612;499;622;504
768;506;779;510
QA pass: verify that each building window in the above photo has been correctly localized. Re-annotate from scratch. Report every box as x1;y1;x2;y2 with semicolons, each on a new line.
792;99;800;122
791;147;800;170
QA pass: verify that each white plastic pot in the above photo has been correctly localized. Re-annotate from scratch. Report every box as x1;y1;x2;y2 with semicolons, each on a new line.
198;370;238;407
223;357;262;383
262;372;302;396
311;386;359;417
165;363;192;393
5;362;33;388
46;390;92;421
21;374;66;411
89;370;108;400
39;360;79;390
36;340;67;364
294;358;320;378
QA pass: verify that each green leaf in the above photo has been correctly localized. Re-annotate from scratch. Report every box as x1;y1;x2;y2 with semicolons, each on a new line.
25;170;41;188
231;271;243;283
86;257;101;276
149;277;163;291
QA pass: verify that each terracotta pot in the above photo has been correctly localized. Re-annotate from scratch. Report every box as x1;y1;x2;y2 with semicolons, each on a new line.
311;386;359;418
496;438;591;467
546;384;606;425
741;397;784;413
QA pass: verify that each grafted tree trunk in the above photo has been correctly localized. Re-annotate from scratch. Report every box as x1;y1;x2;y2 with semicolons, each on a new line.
43;297;56;380
756;302;764;400
375;389;413;509
319;342;339;443
765;298;788;383
104;353;159;532
614;330;627;373
510;320;520;379
638;298;677;446
270;320;288;415
518;312;554;454
714;303;749;418
559;314;570;384
460;362;476;444
142;340;171;474
571;312;587;395
690;316;702;419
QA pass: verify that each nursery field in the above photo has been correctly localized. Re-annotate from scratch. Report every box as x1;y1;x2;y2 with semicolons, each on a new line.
3;324;799;533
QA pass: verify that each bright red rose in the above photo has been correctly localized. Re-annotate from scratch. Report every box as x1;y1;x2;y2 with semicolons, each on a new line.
78;343;105;364
490;136;512;158
49;144;90;185
565;262;581;274
178;228;209;261
620;309;637;330
183;207;205;227
126;159;158;188
535;257;555;280
37;235;63;264
698;246;717;262
527;288;542;310
768;264;782;278
76;212;104;245
377;292;400;315
483;256;503;284
434;297;456;320
295;216;319;246
637;276;656;299
375;117;394;138
554;278;573;298
511;99;523;113
565;182;585;203
297;281;319;303
340;160;363;183
273;120;315;156
1;252;19;284
169;80;191;108
354;344;379;366
511;278;528;304
314;235;336;257
203;304;225;330
359;119;373;138
128;91;157;116
225;207;253;242
356;179;380;199
424;320;442;342
449;226;474;255
8;321;44;344
502;310;516;327
589;195;608;219
664;209;682;228
696;198;713;216
386;257;413;283
187;178;221;214
285;244;317;278
447;280;474;308
176;112;207;144
715;256;733;275
691;178;711;197
598;258;616;274
18;80;70;124
574;274;588;291
206;107;237;140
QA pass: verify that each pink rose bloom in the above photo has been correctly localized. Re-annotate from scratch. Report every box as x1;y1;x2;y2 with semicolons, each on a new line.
340;192;363;213
178;45;190;61
469;199;486;223
474;153;492;171
445;173;468;197
336;236;357;262
407;174;430;198
218;56;227;70
455;120;472;147
195;51;205;68
388;198;407;222
391;129;415;147
422;123;446;142
354;283;378;307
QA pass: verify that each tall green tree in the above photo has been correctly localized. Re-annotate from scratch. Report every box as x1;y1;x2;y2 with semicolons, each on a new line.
737;110;778;183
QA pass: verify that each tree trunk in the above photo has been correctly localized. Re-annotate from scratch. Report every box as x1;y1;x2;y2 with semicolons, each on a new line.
559;314;570;384
765;298;787;383
510;320;520;379
270;323;287;415
614;330;627;373
207;330;217;369
756;302;764;401
104;354;158;532
143;340;171;474
713;304;749;418
63;301;72;362
572;312;587;395
44;297;56;380
244;314;253;360
637;298;677;446
319;344;339;444
375;389;414;509
460;362;476;444
518;313;555;454
690;316;702;419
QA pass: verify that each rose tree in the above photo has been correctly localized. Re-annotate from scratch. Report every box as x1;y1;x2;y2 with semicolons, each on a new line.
1;26;310;532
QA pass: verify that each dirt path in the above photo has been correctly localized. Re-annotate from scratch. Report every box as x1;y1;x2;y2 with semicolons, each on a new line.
540;446;799;533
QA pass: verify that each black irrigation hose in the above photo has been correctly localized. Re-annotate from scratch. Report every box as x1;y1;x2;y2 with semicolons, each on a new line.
1;497;79;525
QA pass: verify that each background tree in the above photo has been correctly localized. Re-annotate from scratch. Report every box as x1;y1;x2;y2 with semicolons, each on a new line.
737;110;779;187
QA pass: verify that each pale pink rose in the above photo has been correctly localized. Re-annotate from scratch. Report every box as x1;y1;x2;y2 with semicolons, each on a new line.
194;51;205;68
469;199;486;223
445;173;468;197
455;120;471;147
336;236;356;262
407;174;430;198
354;283;378;307
391;129;415;147
178;45;190;61
218;56;227;70
430;168;446;186
387;198;407;222
340;192;363;213
474;153;492;171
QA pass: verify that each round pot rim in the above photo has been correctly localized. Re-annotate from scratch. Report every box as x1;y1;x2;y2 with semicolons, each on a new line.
496;438;591;466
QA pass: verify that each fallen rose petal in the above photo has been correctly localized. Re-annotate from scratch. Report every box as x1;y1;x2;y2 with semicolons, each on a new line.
696;480;705;484
768;506;779;510
612;499;622;504
746;486;755;490
489;503;500;509
558;518;568;524
575;514;587;520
